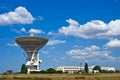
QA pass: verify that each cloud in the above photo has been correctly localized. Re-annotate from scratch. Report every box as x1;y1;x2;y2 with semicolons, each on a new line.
7;43;18;47
47;31;58;35
11;28;21;34
0;6;34;26
59;19;120;39
47;40;66;46
66;18;79;26
37;16;43;20
73;45;79;48
11;28;43;35
28;28;43;34
20;27;26;32
11;27;26;34
105;39;120;48
67;45;118;61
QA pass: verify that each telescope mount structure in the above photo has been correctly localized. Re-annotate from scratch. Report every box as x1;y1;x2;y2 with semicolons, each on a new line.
15;34;48;73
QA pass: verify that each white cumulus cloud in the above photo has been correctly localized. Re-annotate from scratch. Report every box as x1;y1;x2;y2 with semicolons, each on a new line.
59;19;120;39
105;39;120;48
29;28;42;34
66;18;79;26
47;31;58;35
0;6;34;26
20;27;26;32
67;45;118;61
47;40;66;46
7;43;18;47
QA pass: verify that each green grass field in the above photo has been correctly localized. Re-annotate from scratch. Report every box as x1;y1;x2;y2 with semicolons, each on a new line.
0;73;120;80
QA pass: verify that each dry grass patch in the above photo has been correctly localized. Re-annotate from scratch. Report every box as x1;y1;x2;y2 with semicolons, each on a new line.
0;73;120;80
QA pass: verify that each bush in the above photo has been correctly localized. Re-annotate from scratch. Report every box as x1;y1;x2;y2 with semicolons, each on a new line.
56;70;63;74
101;70;115;73
31;71;40;74
40;70;47;73
46;68;56;73
27;68;63;74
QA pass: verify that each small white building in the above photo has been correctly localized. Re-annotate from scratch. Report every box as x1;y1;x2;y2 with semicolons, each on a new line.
101;67;116;72
57;66;116;73
57;66;84;73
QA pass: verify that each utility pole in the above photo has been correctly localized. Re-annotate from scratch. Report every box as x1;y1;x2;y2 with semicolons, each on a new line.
80;63;81;73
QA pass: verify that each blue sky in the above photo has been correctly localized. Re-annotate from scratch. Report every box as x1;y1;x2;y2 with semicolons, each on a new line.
0;0;120;73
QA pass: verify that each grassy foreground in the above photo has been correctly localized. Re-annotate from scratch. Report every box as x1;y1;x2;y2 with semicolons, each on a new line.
0;73;120;80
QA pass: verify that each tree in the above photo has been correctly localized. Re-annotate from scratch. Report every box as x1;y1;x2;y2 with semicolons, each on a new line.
84;62;89;73
93;65;101;72
20;64;27;73
39;70;47;73
46;68;56;73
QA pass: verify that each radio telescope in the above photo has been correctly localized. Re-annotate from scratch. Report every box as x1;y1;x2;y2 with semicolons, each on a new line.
15;34;48;73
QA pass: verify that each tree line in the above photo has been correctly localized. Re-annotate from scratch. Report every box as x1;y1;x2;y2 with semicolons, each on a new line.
20;64;63;74
20;63;120;74
20;63;90;74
